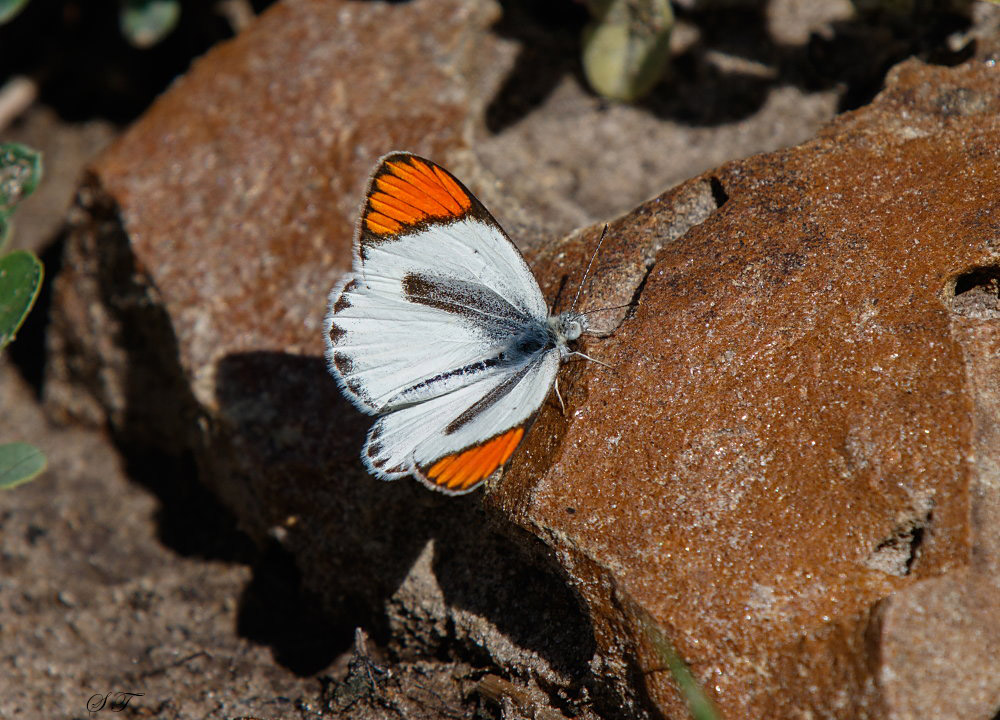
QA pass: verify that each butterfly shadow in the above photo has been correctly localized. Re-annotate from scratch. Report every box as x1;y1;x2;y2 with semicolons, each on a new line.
213;350;596;679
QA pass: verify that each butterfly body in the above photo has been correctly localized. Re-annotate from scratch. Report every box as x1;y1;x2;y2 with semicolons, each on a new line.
325;153;586;494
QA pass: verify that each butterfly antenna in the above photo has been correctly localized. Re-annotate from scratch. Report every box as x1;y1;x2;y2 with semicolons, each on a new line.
582;302;633;316
571;224;609;312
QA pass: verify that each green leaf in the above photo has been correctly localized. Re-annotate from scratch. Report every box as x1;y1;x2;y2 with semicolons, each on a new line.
0;249;43;349
0;142;43;212
0;0;30;24
0;442;46;489
120;0;181;48
0;142;43;246
582;0;674;102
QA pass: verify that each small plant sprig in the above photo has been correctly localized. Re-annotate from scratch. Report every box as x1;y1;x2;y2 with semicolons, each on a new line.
0;142;46;489
0;0;29;24
0;442;45;489
582;0;674;102
0;142;43;348
639;610;721;720
0;0;180;48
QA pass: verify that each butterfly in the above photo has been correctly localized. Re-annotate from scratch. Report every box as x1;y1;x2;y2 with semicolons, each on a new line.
324;152;596;494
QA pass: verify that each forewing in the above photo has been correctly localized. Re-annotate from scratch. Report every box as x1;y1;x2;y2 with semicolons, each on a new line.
356;153;547;321
325;153;547;414
362;351;560;493
326;269;527;413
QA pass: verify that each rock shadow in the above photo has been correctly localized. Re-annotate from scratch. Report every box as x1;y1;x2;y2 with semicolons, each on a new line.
0;1;259;123
485;0;975;131
53;180;596;681
55;184;362;674
214;350;596;680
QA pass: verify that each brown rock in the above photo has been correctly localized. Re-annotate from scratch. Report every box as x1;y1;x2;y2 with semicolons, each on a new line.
491;57;1000;718
878;280;1000;719
49;0;509;517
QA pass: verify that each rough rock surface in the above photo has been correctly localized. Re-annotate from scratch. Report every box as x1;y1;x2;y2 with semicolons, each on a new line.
36;0;1000;718
491;58;1000;719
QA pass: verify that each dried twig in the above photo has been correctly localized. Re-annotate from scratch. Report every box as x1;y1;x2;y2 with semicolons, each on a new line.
0;76;38;132
476;674;569;720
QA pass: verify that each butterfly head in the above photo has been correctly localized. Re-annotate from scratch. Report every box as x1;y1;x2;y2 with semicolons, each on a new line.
549;311;588;346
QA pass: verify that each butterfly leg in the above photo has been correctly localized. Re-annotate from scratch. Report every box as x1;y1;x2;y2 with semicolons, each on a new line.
570;350;615;371
554;377;566;415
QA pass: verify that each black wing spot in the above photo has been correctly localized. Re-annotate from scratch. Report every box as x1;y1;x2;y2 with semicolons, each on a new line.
333;278;359;314
401;271;530;332
328;321;346;344
334;352;354;376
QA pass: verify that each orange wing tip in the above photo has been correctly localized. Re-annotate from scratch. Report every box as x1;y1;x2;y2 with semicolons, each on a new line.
362;155;474;237
369;193;428;225
431;165;472;210
375;175;448;214
387;160;462;214
424;427;525;492
365;212;402;234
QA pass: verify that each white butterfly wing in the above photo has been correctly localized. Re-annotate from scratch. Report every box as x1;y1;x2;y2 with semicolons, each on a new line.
326;219;546;413
325;153;558;493
364;351;560;493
